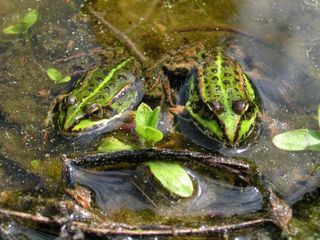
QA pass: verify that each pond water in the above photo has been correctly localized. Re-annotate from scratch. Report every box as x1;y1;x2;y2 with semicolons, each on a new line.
1;0;320;239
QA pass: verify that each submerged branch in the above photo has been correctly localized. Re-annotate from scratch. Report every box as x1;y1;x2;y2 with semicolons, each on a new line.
54;47;113;63
87;7;146;63
62;149;252;183
0;207;279;237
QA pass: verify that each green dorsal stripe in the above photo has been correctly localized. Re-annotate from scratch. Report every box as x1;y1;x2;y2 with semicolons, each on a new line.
216;48;225;104
64;58;132;129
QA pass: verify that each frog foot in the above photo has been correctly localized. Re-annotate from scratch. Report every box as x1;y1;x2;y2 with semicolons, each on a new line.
168;105;186;115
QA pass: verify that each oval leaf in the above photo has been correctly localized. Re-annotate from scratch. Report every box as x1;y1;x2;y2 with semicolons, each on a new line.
98;137;134;152
22;10;39;29
135;102;152;127
136;125;163;145
3;23;26;34
30;159;40;170
272;129;320;151
143;126;163;144
147;161;194;198
47;68;63;82
148;106;161;128
60;76;72;83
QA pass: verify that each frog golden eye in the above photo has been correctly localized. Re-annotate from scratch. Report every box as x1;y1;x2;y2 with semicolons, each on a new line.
207;100;224;115
232;99;248;115
85;104;103;120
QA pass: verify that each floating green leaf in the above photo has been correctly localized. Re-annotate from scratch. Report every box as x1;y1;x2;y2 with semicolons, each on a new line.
47;68;71;83
98;137;135;152
3;23;26;34
272;129;320;151
147;161;194;198
60;76;72;83
135;125;163;145
3;9;39;34
21;9;39;29
30;159;40;170
135;103;163;145
47;68;63;81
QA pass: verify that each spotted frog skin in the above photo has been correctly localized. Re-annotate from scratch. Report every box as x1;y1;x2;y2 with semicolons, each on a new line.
55;58;143;138
162;43;260;146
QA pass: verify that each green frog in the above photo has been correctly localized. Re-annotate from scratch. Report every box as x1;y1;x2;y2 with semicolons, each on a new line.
52;57;143;139
160;43;260;146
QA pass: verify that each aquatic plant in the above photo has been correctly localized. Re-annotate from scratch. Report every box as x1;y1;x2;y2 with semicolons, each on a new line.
3;9;39;35
135;103;163;146
272;106;320;151
47;68;71;83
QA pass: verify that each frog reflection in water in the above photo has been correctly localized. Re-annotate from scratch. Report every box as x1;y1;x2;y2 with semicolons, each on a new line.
53;42;259;147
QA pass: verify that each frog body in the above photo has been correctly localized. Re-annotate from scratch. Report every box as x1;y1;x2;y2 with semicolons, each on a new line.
55;58;143;139
161;44;260;146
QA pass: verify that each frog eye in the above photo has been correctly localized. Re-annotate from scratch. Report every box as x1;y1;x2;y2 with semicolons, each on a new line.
232;99;248;115
207;100;224;115
85;104;103;120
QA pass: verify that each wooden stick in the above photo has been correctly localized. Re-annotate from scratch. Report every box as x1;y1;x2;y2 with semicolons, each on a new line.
0;207;278;237
87;7;146;63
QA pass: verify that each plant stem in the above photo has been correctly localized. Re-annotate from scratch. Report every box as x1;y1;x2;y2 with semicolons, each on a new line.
87;6;146;63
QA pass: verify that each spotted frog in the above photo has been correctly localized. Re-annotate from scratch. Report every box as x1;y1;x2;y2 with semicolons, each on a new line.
161;43;260;146
52;58;143;139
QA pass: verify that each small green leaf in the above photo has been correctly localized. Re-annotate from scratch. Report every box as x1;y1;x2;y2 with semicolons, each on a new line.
135;125;163;145
21;10;39;29
148;106;161;128
30;159;40;170
272;129;320;151
98;137;134;152
60;76;72;83
135;103;153;127
135;103;163;145
3;9;38;34
47;68;71;83
3;23;26;34
147;161;194;198
143;126;163;144
47;68;63;81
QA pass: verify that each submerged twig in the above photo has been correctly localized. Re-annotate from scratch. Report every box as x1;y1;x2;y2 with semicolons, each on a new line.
62;149;252;184
87;6;146;63
54;47;113;63
0;207;279;237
